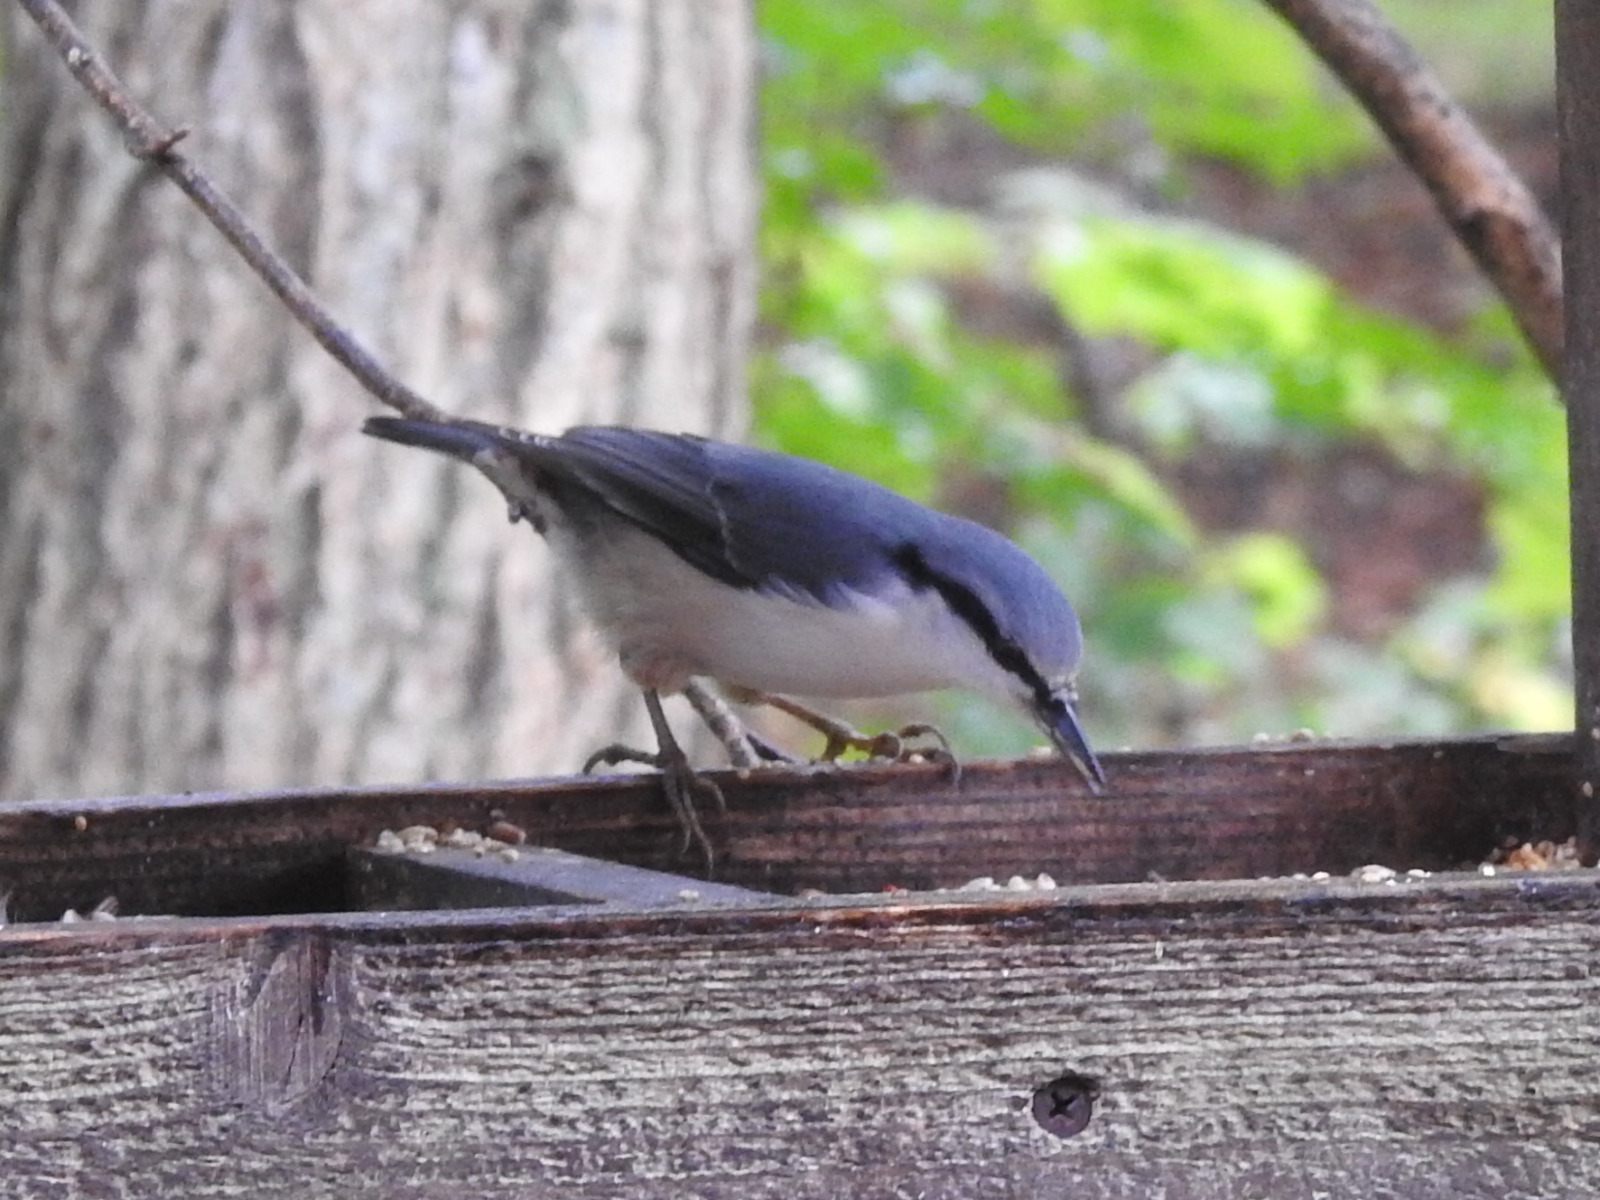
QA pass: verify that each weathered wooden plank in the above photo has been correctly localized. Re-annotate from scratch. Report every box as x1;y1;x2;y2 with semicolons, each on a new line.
345;844;768;911
1559;0;1600;862
0;734;1573;919
1;873;1598;1198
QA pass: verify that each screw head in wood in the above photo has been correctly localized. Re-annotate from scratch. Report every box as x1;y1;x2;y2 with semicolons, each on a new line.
1030;1072;1100;1139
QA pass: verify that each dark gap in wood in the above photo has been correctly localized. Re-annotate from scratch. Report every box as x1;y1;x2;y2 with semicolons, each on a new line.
344;845;768;912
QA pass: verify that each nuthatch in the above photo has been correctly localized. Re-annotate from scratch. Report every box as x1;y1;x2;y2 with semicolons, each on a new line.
365;418;1105;854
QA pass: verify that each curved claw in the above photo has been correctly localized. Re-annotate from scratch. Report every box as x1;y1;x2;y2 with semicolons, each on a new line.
821;720;954;767
582;690;725;869
583;743;663;774
657;755;725;868
898;723;961;787
746;731;804;765
881;722;954;765
717;688;958;773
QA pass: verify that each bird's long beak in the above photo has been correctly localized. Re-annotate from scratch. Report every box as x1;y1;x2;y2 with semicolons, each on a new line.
1041;692;1106;794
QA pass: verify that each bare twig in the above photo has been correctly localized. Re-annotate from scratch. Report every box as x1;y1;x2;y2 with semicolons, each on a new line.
1263;0;1564;384
12;0;447;421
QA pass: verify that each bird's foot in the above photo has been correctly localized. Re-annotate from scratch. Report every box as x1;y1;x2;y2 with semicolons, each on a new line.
655;750;725;869
582;691;725;869
582;740;724;868
583;743;663;773
816;719;955;767
727;689;955;768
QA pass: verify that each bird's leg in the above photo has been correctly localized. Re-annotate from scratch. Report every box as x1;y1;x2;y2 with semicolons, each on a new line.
641;689;725;864
582;689;724;867
681;680;800;769
725;687;955;766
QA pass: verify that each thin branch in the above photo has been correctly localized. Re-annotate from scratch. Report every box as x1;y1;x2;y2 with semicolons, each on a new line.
12;0;448;422
1263;0;1564;384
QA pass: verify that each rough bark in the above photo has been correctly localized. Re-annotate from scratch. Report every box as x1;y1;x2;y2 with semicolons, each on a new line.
0;1;756;800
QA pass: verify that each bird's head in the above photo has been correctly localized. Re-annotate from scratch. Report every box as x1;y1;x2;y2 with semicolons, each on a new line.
892;531;1106;794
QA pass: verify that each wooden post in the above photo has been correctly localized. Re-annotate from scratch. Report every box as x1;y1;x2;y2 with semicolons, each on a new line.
1558;1;1600;863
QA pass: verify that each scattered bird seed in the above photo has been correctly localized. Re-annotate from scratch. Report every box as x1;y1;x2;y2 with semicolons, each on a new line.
487;820;528;845
397;825;440;853
1351;864;1397;884
954;873;1059;893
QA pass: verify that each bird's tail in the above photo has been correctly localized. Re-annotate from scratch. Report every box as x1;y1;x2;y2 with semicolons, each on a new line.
363;415;532;462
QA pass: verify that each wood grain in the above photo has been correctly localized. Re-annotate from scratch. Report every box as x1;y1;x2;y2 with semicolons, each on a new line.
0;733;1573;919
1;873;1598;1198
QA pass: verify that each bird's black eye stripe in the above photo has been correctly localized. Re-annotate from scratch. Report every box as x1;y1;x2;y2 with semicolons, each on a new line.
892;543;1055;709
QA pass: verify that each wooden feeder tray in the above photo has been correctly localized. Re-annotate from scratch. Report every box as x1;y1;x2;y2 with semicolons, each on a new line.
2;733;1596;1198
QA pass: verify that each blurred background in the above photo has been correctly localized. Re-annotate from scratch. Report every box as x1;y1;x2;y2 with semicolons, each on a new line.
752;0;1567;755
0;1;1568;801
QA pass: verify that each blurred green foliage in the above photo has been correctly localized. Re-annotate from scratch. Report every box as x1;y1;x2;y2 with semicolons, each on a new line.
754;0;1568;755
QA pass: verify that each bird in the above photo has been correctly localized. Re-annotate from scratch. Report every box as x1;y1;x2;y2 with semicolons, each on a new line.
364;416;1106;857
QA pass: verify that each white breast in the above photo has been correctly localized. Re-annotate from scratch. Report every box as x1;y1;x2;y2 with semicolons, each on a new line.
549;522;1017;702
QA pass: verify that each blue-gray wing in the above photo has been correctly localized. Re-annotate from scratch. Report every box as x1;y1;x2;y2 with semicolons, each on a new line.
539;426;931;601
364;418;923;599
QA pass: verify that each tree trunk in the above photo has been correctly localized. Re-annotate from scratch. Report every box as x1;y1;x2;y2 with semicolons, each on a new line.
0;1;755;800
